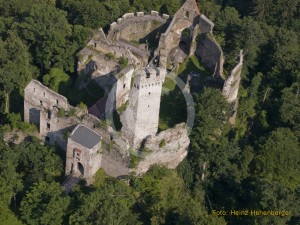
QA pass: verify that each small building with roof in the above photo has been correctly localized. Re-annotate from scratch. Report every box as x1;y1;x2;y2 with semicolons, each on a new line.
65;124;102;182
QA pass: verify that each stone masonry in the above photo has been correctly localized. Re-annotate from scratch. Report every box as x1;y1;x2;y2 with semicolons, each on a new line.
24;0;243;185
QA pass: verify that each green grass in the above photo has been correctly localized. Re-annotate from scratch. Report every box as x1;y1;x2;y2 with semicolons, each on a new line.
162;77;176;91
61;80;104;108
177;55;209;82
159;56;210;131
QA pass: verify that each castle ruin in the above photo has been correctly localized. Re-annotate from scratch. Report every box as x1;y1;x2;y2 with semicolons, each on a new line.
24;0;243;184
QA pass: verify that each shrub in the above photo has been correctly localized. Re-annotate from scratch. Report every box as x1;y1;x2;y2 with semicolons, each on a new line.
57;108;65;117
119;56;128;69
159;139;166;148
105;52;115;60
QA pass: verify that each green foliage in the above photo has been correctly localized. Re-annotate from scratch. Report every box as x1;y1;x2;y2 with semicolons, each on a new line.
78;102;87;110
20;181;70;225
43;68;72;93
20;4;72;71
105;52;115;60
7;113;38;133
129;153;141;168
253;128;300;191
118;56;128;69
117;100;129;114
159;139;166;148
16;141;64;184
57;108;66;117
69;179;140;225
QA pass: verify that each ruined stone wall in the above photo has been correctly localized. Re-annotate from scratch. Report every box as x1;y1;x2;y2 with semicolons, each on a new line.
121;68;166;148
115;66;134;108
101;141;130;178
107;12;169;42
223;50;243;103
195;33;224;78
134;123;190;174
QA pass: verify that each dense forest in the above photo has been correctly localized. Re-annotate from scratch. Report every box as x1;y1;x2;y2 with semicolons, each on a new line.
0;0;299;224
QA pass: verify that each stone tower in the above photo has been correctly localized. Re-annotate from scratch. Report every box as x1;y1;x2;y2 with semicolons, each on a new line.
121;62;166;149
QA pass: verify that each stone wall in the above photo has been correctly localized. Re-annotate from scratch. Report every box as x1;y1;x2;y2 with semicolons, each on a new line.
223;50;243;103
65;137;102;182
115;66;134;108
195;33;225;78
134;123;190;174
107;13;170;42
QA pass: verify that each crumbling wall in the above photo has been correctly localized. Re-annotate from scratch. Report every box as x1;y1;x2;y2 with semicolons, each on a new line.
195;33;224;78
115;66;134;108
107;12;169;42
134;123;190;174
101;141;130;178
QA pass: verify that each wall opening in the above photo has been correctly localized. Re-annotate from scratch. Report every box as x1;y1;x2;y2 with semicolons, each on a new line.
47;110;51;119
70;163;73;174
56;99;59;105
123;84;126;89
77;162;84;176
47;123;50;130
185;11;190;18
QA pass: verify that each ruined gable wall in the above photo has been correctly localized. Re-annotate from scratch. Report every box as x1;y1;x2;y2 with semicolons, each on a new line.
115;66;134;108
195;33;224;78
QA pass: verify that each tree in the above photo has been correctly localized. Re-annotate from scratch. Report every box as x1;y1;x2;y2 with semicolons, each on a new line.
43;68;72;93
252;128;300;191
279;83;300;127
20;181;70;225
0;32;37;113
16;141;63;184
69;179;140;225
20;4;72;71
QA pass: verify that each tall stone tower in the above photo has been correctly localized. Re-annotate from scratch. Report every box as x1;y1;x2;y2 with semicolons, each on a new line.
121;63;166;149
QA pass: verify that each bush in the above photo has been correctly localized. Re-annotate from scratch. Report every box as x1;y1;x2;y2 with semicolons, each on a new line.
159;139;166;148
119;57;128;69
105;52;115;60
130;154;141;168
67;108;76;117
57;108;65;117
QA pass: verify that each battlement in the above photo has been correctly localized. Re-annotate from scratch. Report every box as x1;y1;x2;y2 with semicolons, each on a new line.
107;12;170;42
109;11;170;31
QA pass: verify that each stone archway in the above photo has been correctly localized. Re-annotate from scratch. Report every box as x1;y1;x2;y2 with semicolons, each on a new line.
77;162;84;176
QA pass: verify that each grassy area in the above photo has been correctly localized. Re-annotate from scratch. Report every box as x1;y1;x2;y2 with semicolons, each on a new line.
159;85;186;131
177;55;209;82
159;56;210;131
162;77;176;91
60;80;104;108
